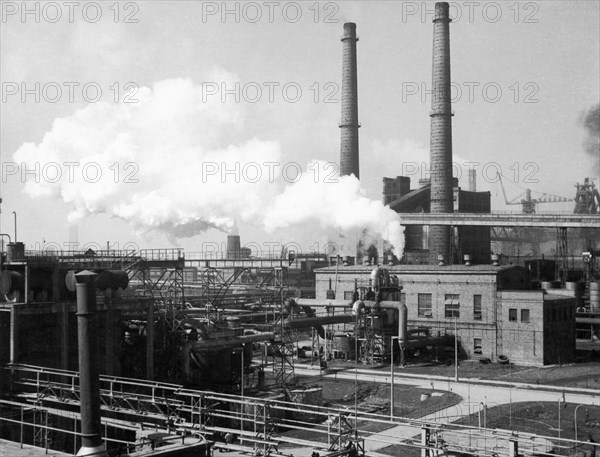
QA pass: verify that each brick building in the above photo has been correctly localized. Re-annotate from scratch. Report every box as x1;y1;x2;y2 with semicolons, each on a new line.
314;264;575;365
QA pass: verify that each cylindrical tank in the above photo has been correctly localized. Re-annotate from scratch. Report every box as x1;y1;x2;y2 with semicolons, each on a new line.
333;332;351;352
6;242;25;263
95;270;129;291
566;282;584;308
370;267;381;289
590;282;600;313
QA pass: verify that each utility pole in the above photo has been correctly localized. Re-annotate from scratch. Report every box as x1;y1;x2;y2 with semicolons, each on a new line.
454;317;458;382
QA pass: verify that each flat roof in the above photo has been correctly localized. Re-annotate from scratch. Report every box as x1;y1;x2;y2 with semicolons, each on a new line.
543;293;575;302
315;264;518;274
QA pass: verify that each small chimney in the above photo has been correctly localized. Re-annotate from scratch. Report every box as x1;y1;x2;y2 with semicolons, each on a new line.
340;22;360;179
226;235;241;259
468;169;476;192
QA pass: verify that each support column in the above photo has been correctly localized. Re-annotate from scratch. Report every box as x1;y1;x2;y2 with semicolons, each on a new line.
146;300;155;380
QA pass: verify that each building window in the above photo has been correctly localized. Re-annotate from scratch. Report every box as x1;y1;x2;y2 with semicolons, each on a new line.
445;294;460;318
473;295;482;320
344;291;354;300
509;308;517;322
473;338;482;355
418;294;432;317
521;309;530;323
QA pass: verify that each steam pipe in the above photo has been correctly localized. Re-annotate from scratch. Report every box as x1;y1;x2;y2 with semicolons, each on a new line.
296;298;407;342
295;298;354;308
75;270;108;457
188;332;275;350
285;314;355;329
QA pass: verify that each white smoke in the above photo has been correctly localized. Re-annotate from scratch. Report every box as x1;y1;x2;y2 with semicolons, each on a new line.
14;74;405;256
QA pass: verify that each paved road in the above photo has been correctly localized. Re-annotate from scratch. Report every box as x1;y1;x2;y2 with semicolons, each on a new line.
294;366;600;454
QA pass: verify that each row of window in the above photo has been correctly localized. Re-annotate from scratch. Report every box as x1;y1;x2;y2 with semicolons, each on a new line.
417;293;482;320
508;308;530;323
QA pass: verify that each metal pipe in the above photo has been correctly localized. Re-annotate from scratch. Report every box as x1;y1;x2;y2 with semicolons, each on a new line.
0;233;12;245
12;212;17;243
75;270;108;457
189;332;275;350
286;314;355;329
294;298;353;308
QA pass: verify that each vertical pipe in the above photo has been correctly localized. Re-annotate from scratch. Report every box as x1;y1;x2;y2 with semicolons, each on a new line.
340;23;360;179
10;304;18;364
429;2;454;264
75;271;108;457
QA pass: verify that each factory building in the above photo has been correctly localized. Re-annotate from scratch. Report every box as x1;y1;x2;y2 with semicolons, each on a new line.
383;176;491;265
314;264;575;365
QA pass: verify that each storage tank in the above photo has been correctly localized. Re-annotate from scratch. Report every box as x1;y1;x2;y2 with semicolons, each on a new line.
6;242;25;262
0;270;24;294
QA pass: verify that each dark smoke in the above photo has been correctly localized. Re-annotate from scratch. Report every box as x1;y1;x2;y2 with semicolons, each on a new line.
580;104;600;173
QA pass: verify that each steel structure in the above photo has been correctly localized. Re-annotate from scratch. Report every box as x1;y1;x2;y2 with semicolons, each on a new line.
396;212;600;227
3;363;599;457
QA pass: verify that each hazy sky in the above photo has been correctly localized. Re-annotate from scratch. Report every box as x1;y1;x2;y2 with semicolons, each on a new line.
1;1;599;256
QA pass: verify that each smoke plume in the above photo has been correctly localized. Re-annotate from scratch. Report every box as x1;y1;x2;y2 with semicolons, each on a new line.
580;103;600;174
13;75;405;256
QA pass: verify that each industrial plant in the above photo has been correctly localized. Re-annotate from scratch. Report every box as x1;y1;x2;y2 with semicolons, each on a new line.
1;3;599;457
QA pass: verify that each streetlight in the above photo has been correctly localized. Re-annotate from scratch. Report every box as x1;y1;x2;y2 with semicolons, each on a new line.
390;335;402;420
574;404;586;442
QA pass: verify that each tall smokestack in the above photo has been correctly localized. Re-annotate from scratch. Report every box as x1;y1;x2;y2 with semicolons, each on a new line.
340;22;360;179
429;2;454;263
